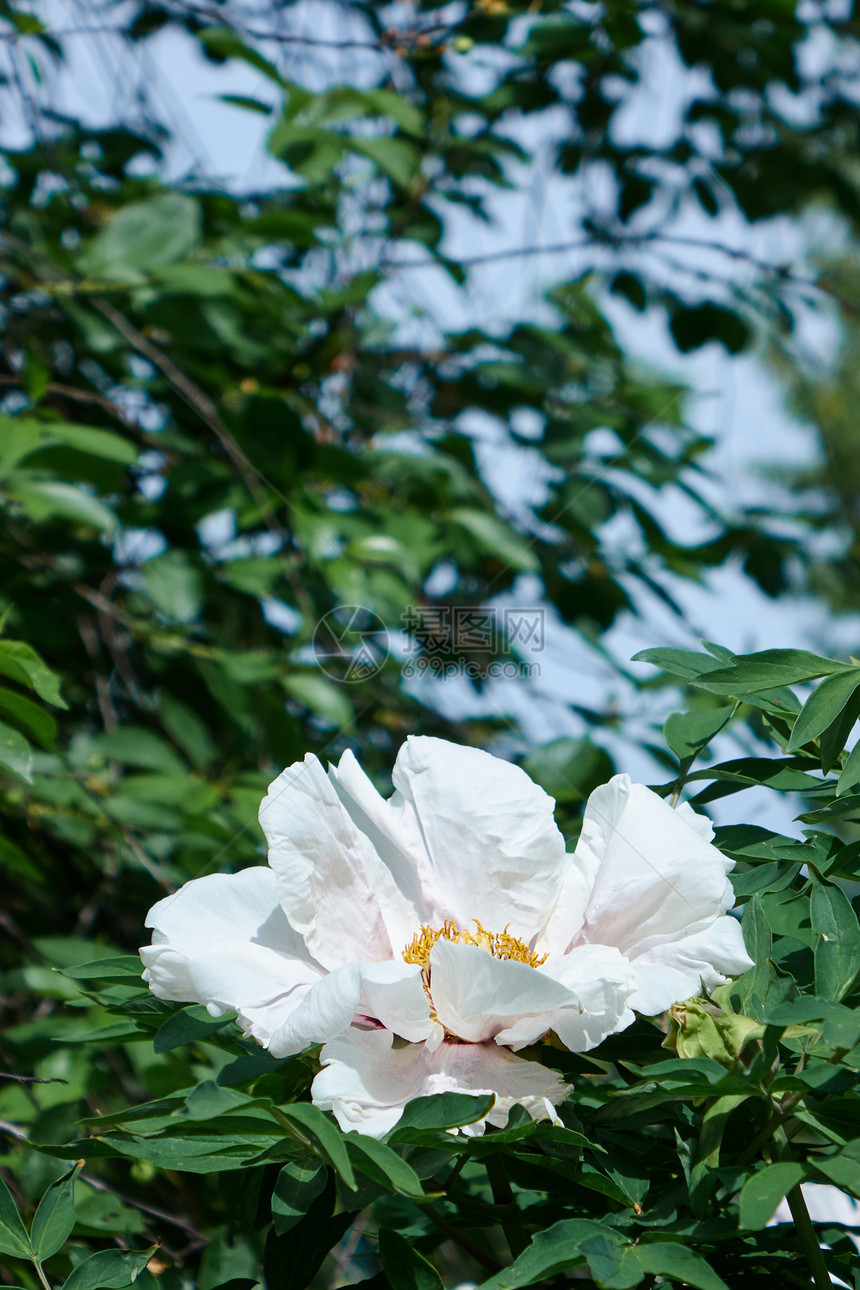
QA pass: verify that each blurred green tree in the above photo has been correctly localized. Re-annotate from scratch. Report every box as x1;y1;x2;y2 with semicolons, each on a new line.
3;4;860;1285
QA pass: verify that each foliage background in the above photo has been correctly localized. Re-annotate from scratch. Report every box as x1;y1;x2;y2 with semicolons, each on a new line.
3;2;860;1288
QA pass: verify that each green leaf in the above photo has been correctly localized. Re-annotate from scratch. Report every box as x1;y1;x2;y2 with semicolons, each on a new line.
664;707;734;763
690;650;851;694
387;1093;495;1142
738;894;772;1002
379;1229;443;1290
838;738;860;796
787;669;860;753
48;425;138;465
282;673;353;729
345;1135;428;1200
8;477;118;533
669;302;749;355
0;417;47;476
31;1162;82;1262
450;508;539;572
60;956;147;981
633;1242;729;1290
0;718;33;781
0;1174;32;1260
277;1104;356;1190
61;1246;155;1290
199;25;284;85
271;1161;328;1236
738;1163;805;1229
810;873;860;1002
0;640;67;707
264;1175;352;1290
153;1005;236;1053
479;1218;611;1290
81;194;201;277
522;737;614;804
158;694;217;768
143;551;204;623
633;648;723;680
812;1140;860;1196
90;727;185;775
0;685;56;747
0;835;42;883
352;136;420;188
182;1081;248;1120
580;1235;640;1289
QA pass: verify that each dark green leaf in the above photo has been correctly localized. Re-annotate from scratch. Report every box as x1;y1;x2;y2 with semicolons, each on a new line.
810;874;860;1001
664;707;734;763
690;650;851;694
787;669;860;753
61;1246;155;1290
387;1093;495;1142
379;1229;444;1290
633;1242;729;1290
0;1175;31;1260
0;719;33;781
271;1160;328;1235
264;1175;352;1290
345;1135;428;1200
153;1006;237;1053
480;1219;613;1290
838;739;860;796
277;1104;356;1189
0;640;66;707
60;956;147;981
31;1162;82;1261
738;1163;805;1229
0;686;56;746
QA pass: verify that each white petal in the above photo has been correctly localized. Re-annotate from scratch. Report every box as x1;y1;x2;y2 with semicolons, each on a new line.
628;915;753;1016
144;866;308;958
501;944;637;1052
675;800;715;841
574;775;735;957
260;754;416;969
267;960;434;1058
428;939;573;1044
329;749;428;920
141;868;320;1050
539;852;598;959
359;961;437;1042
312;1027;570;1138
388;736;567;940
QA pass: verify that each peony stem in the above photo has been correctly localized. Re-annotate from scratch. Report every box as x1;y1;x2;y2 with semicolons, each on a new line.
784;1185;832;1290
486;1156;528;1258
421;1204;502;1274
772;1127;832;1290
32;1260;52;1290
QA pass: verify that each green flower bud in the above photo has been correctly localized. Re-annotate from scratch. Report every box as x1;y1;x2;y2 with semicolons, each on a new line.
663;992;765;1065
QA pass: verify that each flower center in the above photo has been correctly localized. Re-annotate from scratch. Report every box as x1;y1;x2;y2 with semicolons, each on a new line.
402;920;547;1038
402;919;547;970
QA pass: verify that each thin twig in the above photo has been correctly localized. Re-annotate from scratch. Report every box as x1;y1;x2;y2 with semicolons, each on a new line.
485;1156;527;1258
421;1205;502;1275
0;1074;68;1086
79;1172;208;1242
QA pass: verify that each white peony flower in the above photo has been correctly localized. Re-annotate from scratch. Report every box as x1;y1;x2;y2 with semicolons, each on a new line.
140;736;752;1137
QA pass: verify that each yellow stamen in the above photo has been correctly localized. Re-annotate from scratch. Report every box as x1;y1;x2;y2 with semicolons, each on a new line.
402;919;547;970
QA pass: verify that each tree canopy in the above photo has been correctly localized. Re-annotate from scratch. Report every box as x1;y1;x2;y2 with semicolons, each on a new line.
3;2;860;1289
